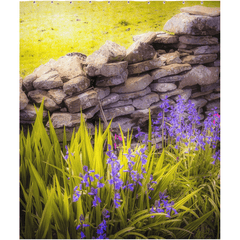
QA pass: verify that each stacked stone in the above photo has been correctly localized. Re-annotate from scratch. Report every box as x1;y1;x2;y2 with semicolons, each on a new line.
19;5;220;144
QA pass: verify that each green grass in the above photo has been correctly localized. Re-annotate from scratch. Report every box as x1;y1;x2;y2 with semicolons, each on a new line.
20;1;220;78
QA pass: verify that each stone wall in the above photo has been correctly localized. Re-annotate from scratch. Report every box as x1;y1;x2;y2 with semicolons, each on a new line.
20;5;220;145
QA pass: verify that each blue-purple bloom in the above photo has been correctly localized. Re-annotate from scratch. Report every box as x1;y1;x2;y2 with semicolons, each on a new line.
76;214;90;239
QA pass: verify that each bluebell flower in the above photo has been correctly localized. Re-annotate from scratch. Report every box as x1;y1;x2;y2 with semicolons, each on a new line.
76;214;90;239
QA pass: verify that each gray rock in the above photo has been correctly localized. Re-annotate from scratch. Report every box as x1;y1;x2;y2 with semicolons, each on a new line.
22;73;37;92
172;89;192;102
60;108;68;112
111;73;153;93
150;83;177;93
104;99;132;109
20;89;29;110
182;54;218;64
63;76;91;96
180;5;220;17
204;93;220;101
64;90;98;113
96;69;128;87
159;51;182;65
128;58;165;75
154;32;179;44
48;89;67;104
33;71;63;90
155;75;185;83
201;79;220;92
179;35;218;45
179;65;220;89
33;64;52;78
118;86;151;101
94;87;110;100
163;12;220;35
20;104;48;123
98;105;135;120
46;112;86;128
190;98;208;109
192;45;220;55
132;93;159;110
86;61;128;77
159;89;184;100
132;32;157;44
150;64;192;80
110;117;136;133
191;90;213;98
130;109;150;125
53;55;86;82
124;41;156;64
45;58;57;69
156;49;167;55
205;100;220;111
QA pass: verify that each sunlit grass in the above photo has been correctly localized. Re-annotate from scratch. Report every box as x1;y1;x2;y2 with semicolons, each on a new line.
20;1;220;77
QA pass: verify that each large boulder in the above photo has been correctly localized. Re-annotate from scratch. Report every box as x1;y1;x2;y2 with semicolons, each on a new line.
178;65;220;88
118;86;151;101
132;93;159;110
33;71;63;90
181;54;218;65
179;35;218;45
163;12;220;35
111;73;153;93
64;90;98;113
63;76;91;96
150;64;192;80
180;5;220;17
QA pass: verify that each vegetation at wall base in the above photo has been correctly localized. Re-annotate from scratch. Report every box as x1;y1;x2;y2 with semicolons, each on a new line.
20;98;220;239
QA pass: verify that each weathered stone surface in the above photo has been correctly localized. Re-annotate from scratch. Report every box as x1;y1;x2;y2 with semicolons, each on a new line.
164;12;220;35
150;64;192;80
178;49;194;54
20;76;23;89
182;54;218;64
20;104;48;123
150;100;175;117
22;73;37;92
53;55;86;82
124;41;156;64
48;89;67;104
132;93;159;110
20;89;29;110
33;64;52;78
190;98;208;109
154;32;179;44
104;99;132;109
201;79;220;92
214;86;220;92
178;65;220;89
204;93;220;101
64;90;98;113
94;87;110;100
159;89;184;100
110;117;136;133
172;89;192;103
156;49;167;55
132;32;157;44
155;75;185;83
130;109;150;125
179;35;218;45
33;71;63;90
98;105;135;120
83;105;100;119
191;90;213;99
45;58;57;69
96;70;128;87
128;58;165;75
150;83;177;93
192;45;220;55
86;61;128;77
159;51;182;65
205;100;220;111
180;5;220;17
111;73;153;93
63;76;90;96
60;108;68;112
28;89;60;111
46;112;86;128
86;40;126;66
118;86;151;101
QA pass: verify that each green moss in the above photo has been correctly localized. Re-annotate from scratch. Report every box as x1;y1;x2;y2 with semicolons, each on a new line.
20;1;220;78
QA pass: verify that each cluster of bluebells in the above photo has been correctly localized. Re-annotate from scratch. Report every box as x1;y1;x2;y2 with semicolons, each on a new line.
150;191;178;218
64;145;74;160
94;209;110;239
76;214;90;239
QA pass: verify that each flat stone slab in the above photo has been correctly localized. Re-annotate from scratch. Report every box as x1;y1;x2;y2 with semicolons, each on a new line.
48;89;67;105
46;112;86;128
103;99;132;109
205;100;220;111
128;58;165;75
204;93;220;101
201;79;220;92
180;5;220;17
172;89;192;103
159;52;182;65
64;90;98;113
20;89;29;110
191;90;213;98
33;71;63;90
94;87;110;100
150;83;177;93
23;73;37;92
182;54;218;65
163;12;220;35
130;109;150;125
132;32;157;44
63;76;91;96
154;32;179;44
86;61;128;77
179;65;220;89
150;64;192;80
192;45;220;55
132;93;159;110
118;86;151;101
95;69;128;87
53;55;86;82
159;89;185;100
110;117;136;133
179;35;218;45
111;73;153;93
33;64;52;78
98;105;135;120
155;75;185;83
190;98;208;109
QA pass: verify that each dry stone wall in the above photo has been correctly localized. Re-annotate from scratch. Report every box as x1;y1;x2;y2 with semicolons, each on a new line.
20;5;220;145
